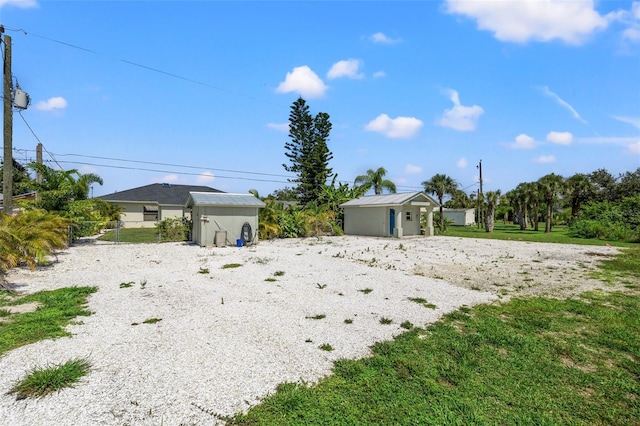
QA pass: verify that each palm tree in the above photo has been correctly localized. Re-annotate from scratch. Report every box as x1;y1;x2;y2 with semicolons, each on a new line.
1;210;69;288
483;190;501;232
565;173;594;218
354;167;397;195
538;173;565;233
422;173;457;230
28;163;103;211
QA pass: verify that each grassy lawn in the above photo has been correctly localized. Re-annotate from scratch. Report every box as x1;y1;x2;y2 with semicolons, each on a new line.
228;249;640;425
0;287;97;356
440;223;637;247
97;227;159;243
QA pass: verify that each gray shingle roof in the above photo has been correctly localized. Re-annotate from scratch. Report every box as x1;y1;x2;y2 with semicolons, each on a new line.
187;192;266;208
340;192;438;207
98;183;222;205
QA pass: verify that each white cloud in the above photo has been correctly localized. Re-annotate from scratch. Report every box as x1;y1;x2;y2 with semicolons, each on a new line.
612;115;640;129
533;155;557;164
620;2;640;42
196;171;215;183
405;164;422;175
369;32;400;44
78;165;98;175
276;65;328;98
445;0;609;44
327;59;364;80
365;114;423;139
457;158;468;168
0;0;38;8
627;140;640;154
267;122;289;132
541;86;588;124
547;131;573;145
35;96;67;111
436;89;484;132
508;134;537;149
161;174;179;183
373;71;386;78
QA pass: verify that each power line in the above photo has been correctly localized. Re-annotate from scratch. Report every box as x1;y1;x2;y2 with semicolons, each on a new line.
8;27;287;109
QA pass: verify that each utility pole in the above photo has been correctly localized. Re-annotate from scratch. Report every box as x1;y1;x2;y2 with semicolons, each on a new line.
477;160;484;228
36;142;42;202
2;28;12;214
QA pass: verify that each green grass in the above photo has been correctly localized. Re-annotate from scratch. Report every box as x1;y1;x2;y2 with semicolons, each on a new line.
319;344;334;352
408;297;437;309
0;287;97;356
228;288;640;425
443;223;637;247
358;288;373;294
7;357;91;399
222;263;243;269
591;247;640;285
97;227;158;243
306;314;326;320
142;317;162;324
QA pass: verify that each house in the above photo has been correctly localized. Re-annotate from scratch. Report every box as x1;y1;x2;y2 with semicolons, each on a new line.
98;183;222;228
186;192;266;247
0;191;37;214
340;192;439;238
442;208;476;226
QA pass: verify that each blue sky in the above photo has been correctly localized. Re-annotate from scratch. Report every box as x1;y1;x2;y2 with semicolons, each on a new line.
2;0;639;198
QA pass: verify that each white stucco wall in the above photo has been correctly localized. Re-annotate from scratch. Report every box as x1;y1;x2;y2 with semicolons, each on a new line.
343;205;426;237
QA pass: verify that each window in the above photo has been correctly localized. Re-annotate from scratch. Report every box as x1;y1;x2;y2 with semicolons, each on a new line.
143;205;159;221
405;211;412;221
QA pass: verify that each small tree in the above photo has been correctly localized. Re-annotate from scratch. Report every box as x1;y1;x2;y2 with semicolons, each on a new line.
538;173;565;233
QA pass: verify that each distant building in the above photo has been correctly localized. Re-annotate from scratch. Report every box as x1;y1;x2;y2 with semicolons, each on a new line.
98;183;222;228
442;208;476;226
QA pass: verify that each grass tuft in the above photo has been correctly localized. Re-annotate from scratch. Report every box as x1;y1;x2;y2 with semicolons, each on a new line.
319;344;334;352
222;263;242;269
305;314;326;320
379;317;393;325
408;297;437;309
358;288;373;294
7;357;91;399
142;317;162;324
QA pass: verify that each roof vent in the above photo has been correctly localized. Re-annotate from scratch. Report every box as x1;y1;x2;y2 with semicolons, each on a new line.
162;183;171;188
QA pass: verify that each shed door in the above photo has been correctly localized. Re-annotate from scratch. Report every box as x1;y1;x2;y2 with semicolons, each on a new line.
389;208;395;236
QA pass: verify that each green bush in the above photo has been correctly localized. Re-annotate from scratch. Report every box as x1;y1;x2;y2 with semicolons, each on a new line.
569;196;640;242
155;217;192;242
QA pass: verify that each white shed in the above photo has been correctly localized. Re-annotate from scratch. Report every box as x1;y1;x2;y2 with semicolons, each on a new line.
340;192;439;238
443;208;476;226
186;192;265;247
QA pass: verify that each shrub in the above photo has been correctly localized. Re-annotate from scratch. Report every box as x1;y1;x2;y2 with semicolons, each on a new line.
155;217;192;242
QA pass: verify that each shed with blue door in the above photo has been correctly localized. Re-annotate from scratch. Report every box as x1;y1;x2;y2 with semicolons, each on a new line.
186;192;265;247
340;192;438;238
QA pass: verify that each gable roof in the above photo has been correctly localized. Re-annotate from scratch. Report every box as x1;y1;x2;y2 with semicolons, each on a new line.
98;183;223;206
340;191;438;208
186;192;266;208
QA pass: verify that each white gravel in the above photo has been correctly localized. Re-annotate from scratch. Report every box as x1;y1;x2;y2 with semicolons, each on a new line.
0;235;620;425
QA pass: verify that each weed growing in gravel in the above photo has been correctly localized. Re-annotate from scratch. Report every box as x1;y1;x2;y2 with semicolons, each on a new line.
358;288;373;294
305;338;313;343
264;278;277;282
274;270;285;276
198;267;210;274
119;282;134;288
222;263;242;269
140;280;147;289
142;317;162;324
306;314;326;320
316;283;327;289
400;321;414;330
319;344;334;351
0;308;11;317
344;319;353;324
379;317;393;325
408;298;437;309
8;357;91;399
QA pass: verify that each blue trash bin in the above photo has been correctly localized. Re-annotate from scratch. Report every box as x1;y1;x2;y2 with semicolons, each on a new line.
236;239;243;247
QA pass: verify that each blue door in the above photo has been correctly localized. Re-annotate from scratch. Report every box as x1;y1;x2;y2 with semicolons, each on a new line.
389;208;395;236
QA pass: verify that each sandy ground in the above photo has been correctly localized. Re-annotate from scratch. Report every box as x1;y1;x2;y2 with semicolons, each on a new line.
0;235;625;425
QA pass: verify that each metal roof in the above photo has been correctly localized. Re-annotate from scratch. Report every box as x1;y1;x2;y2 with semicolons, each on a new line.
187;192;266;208
340;191;438;207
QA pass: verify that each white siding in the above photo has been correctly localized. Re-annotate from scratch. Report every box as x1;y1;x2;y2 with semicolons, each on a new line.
344;206;389;237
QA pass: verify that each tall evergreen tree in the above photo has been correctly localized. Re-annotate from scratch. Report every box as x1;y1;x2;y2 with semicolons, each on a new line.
283;97;333;205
